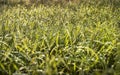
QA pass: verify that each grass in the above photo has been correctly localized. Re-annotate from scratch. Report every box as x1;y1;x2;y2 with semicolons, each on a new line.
0;1;120;75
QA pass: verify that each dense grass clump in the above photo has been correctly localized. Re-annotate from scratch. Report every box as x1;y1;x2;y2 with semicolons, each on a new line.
0;2;120;75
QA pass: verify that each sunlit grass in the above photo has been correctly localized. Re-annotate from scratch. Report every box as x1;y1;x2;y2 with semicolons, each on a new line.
0;2;120;75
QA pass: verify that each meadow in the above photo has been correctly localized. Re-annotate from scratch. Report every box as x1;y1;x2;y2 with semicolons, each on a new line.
0;0;120;75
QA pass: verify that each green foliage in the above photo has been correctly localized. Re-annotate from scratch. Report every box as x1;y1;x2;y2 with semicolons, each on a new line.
0;2;120;75
0;0;120;6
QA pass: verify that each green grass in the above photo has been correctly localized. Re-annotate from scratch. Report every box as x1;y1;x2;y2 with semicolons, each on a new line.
0;1;120;75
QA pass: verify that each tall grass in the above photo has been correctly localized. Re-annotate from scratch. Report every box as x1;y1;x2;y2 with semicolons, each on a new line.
0;1;120;75
0;0;120;6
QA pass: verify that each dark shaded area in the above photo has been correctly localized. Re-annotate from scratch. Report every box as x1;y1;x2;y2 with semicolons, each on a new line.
0;0;120;8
